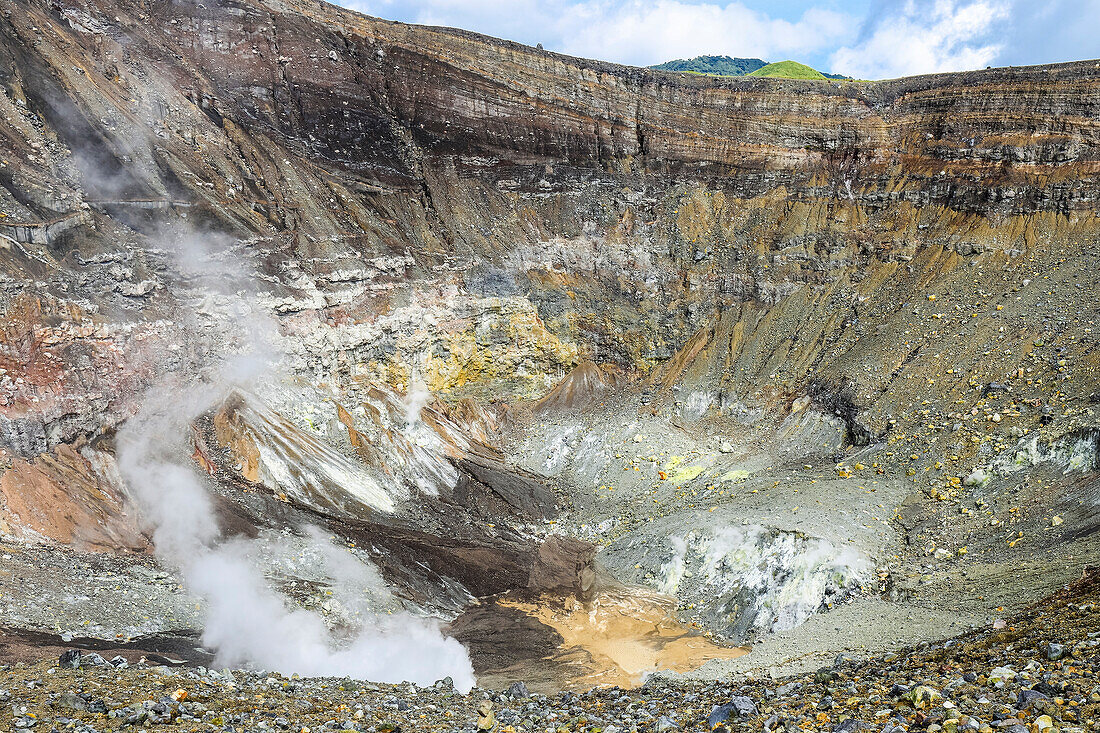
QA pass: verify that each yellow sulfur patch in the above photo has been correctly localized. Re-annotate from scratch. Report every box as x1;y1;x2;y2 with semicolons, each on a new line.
670;465;704;484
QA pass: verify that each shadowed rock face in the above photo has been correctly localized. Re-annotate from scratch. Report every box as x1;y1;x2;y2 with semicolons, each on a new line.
1;0;1099;405
1;0;1098;405
48;0;1098;210
0;0;1098;684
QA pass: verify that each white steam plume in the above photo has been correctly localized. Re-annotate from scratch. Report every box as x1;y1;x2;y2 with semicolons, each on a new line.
115;227;475;690
402;371;431;430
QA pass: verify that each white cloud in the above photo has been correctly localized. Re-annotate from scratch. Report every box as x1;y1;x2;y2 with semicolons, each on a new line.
338;0;1098;78
830;0;1011;79
343;0;856;68
554;1;852;66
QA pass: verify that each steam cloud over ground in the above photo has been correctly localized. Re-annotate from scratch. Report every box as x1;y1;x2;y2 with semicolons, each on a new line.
114;228;475;690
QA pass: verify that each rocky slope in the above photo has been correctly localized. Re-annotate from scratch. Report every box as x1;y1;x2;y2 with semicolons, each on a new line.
3;568;1099;732
0;0;1097;691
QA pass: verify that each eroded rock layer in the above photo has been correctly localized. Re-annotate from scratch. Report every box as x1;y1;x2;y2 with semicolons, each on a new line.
0;0;1097;684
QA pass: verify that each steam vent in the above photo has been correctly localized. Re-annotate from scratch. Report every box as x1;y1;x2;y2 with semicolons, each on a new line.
0;0;1099;730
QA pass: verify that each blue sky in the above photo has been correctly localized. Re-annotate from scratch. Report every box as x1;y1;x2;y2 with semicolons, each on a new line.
334;0;1100;79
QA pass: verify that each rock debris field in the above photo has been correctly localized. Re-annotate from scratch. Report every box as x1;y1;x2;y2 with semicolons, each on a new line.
4;570;1099;733
1;0;1100;730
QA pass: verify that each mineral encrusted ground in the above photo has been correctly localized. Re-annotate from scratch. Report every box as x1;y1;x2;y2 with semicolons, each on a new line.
1;0;1099;705
4;571;1100;733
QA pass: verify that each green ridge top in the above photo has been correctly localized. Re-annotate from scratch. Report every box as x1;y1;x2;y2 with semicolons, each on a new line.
746;60;827;79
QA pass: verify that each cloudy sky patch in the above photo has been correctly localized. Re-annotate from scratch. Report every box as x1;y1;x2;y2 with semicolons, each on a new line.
337;0;1100;79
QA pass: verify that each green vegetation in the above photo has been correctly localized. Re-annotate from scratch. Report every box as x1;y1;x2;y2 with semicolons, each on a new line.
746;60;826;79
651;55;851;81
650;55;766;76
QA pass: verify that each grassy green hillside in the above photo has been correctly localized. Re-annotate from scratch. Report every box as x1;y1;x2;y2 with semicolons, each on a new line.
746;60;826;79
652;56;851;80
650;55;766;76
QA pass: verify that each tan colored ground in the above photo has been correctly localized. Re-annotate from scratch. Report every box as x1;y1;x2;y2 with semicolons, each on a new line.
501;588;746;689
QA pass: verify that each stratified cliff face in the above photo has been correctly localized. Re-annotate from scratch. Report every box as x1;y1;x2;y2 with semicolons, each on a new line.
0;0;1097;678
2;0;1098;393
